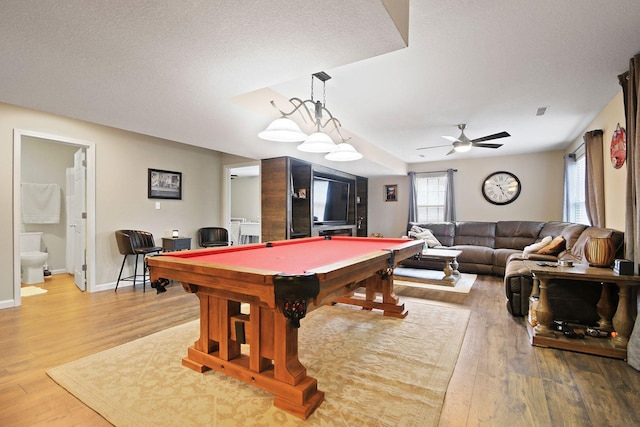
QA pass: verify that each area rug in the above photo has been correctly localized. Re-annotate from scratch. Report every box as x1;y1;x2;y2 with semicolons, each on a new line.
394;268;476;294
47;299;470;427
21;285;48;297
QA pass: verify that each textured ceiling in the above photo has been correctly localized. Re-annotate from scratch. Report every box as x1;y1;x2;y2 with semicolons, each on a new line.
1;1;639;176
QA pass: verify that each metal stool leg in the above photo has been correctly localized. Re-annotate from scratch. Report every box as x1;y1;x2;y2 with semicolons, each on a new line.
115;255;128;292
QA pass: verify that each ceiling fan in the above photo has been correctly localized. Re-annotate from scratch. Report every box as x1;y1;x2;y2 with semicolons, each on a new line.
417;124;510;155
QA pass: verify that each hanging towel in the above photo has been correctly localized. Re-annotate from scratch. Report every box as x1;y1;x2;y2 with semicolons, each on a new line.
22;183;61;224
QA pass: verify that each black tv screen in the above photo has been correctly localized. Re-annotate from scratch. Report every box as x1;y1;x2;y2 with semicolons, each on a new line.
313;176;350;225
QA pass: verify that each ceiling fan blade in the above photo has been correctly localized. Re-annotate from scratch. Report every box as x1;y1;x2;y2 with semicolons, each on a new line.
472;142;503;149
445;148;456;156
470;131;510;143
416;144;451;151
442;135;460;143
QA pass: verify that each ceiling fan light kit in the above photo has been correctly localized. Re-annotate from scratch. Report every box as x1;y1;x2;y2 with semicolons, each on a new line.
259;72;362;162
417;123;511;155
453;140;472;152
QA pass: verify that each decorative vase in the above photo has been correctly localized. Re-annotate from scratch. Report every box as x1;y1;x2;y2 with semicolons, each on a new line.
584;237;615;267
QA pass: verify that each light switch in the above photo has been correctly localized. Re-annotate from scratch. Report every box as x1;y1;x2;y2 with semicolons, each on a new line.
155;202;161;209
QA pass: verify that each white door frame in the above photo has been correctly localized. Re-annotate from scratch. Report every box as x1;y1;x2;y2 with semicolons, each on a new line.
12;129;96;306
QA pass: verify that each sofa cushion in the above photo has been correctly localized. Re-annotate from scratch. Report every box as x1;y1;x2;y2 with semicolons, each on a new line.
453;244;494;265
493;248;523;275
495;221;545;249
454;222;496;248
408;226;442;248
537;235;566;255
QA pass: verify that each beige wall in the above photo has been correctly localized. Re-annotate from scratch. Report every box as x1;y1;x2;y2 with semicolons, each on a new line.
0;102;230;304
368;151;565;238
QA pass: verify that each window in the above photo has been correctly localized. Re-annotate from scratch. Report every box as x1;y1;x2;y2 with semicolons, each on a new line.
415;173;447;222
565;153;590;225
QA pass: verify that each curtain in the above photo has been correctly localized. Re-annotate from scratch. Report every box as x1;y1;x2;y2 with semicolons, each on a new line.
619;54;640;273
444;168;456;222
619;53;640;370
562;153;577;222
584;130;605;227
407;172;417;223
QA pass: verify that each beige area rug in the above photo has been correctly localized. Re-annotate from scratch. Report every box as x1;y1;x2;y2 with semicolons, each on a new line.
21;285;48;297
394;268;477;294
48;299;470;427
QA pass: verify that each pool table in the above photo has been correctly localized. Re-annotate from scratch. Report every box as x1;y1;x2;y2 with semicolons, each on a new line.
147;236;423;419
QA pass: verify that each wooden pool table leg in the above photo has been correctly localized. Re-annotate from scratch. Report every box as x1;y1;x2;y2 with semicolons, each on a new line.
271;312;324;418
180;288;324;419
333;274;407;318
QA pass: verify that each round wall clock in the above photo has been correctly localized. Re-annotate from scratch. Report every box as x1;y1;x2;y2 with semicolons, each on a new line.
610;123;626;169
482;171;521;205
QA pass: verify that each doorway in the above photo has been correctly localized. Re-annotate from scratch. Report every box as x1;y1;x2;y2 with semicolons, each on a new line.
12;129;96;307
223;161;261;245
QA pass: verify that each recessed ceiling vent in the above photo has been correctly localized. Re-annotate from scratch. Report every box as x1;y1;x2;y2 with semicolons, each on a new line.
536;107;547;116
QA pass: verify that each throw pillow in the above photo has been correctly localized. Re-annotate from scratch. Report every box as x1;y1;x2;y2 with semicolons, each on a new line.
408;226;442;248
523;236;552;258
537;235;566;256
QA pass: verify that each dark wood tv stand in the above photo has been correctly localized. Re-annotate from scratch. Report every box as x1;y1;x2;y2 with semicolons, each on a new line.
261;157;366;242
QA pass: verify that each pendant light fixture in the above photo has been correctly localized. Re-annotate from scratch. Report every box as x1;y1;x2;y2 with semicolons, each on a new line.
258;72;362;161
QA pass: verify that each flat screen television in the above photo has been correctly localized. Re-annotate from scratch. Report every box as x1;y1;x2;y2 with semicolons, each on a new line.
312;176;350;225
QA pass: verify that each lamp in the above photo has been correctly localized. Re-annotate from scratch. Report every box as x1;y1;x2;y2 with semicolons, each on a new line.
259;72;362;161
258;118;307;142
297;131;337;153
325;142;363;161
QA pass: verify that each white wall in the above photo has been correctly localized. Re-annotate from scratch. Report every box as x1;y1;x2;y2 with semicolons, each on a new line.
0;102;235;303
368;150;565;238
230;176;261;222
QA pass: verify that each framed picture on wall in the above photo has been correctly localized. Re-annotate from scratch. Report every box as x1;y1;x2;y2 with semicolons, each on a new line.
148;168;182;200
384;184;397;202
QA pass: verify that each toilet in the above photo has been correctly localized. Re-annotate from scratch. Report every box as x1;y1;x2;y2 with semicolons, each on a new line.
20;232;49;285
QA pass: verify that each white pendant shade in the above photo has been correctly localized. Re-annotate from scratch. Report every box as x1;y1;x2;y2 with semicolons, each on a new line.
258;118;307;142
324;142;363;161
296;132;337;153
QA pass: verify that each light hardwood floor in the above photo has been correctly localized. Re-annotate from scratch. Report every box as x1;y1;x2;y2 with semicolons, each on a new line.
2;274;640;426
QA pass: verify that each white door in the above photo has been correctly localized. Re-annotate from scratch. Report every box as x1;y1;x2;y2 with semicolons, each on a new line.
65;168;75;275
72;148;87;290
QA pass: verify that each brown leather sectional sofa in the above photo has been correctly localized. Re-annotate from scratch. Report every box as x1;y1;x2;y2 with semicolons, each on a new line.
402;221;624;323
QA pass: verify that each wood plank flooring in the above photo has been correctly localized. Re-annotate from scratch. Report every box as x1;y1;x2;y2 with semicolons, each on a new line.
2;274;640;426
